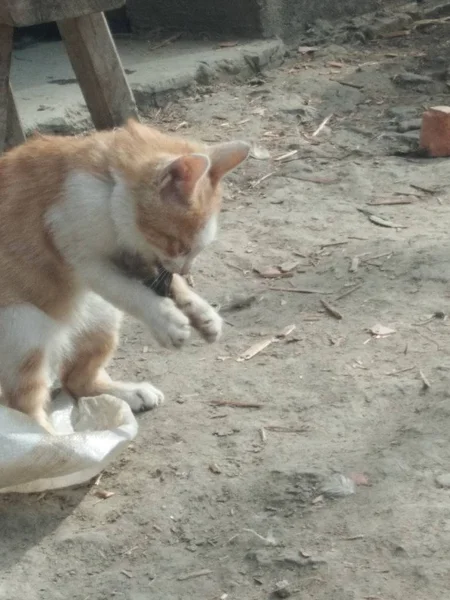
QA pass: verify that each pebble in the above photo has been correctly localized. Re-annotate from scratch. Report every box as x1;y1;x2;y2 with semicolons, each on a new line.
392;72;433;86
320;473;355;498
396;118;422;133
435;473;450;488
273;580;291;598
387;106;419;120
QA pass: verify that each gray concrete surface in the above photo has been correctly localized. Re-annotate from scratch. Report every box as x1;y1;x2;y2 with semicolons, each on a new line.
10;38;284;134
127;0;383;40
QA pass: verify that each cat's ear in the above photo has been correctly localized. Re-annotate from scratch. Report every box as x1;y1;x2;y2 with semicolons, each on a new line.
161;154;211;204
208;141;250;185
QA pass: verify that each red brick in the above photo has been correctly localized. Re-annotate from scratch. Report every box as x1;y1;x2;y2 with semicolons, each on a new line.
420;106;450;157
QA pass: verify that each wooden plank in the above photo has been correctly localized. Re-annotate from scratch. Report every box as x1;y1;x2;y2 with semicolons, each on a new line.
0;24;13;152
57;12;138;130
6;83;25;150
0;0;125;27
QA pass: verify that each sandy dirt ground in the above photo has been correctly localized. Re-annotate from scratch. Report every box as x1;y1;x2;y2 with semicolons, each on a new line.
2;3;450;599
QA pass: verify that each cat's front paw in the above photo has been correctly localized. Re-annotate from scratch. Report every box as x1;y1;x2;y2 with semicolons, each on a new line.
170;274;222;343
150;298;191;348
192;304;223;343
111;382;165;412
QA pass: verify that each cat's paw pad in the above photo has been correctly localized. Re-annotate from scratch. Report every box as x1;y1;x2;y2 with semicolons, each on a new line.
113;382;164;412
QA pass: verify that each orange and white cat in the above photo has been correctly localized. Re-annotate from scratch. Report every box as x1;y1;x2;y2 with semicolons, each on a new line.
0;120;249;432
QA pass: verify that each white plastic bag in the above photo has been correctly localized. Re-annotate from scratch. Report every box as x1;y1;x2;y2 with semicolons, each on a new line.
0;391;138;493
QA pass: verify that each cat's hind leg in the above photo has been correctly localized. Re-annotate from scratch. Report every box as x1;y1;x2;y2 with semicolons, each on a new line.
62;294;164;412
0;305;58;433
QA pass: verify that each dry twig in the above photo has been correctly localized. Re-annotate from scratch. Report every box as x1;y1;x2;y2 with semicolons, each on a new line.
148;33;181;51
334;283;363;301
419;369;431;391
177;570;212;582
210;400;262;409
320;298;343;320
268;287;332;294
312;114;333;137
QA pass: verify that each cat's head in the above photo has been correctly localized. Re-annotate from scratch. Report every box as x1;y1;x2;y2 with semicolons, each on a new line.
123;121;250;274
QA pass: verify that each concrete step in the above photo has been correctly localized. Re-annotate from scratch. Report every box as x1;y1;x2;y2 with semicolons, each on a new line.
11;37;284;134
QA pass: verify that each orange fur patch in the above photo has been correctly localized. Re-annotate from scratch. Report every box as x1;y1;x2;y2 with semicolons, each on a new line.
6;350;47;416
62;327;117;398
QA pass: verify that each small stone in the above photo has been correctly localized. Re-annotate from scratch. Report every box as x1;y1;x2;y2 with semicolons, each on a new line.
396;118;422;133
424;2;450;19
435;473;450;488
387;106;419;120
392;72;433;86
397;131;420;143
273;580;291;598
320;473;356;498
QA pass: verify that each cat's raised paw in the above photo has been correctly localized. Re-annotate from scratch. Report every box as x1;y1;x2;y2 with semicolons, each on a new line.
193;305;223;343
150;298;191;348
112;382;165;412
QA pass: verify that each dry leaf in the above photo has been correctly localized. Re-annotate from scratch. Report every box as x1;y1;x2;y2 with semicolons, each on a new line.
369;214;406;229
278;261;299;273
349;473;370;486
250;144;271;160
276;324;296;338
298;45;316;54
94;489;115;500
274;149;298;162
255;266;293;279
252;107;266;116
237;338;274;361
218;41;238;48
349;257;359;273
381;29;410;38
369;323;396;337
369;197;413;206
237;325;295;361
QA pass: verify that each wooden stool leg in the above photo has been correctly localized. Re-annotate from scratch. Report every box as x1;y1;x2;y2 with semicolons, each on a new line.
57;13;138;130
6;83;25;150
0;25;25;152
0;24;13;152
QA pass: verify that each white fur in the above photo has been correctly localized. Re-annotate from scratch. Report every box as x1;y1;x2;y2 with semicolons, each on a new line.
0;295;164;414
46;172;191;348
45;171;220;349
0;304;65;392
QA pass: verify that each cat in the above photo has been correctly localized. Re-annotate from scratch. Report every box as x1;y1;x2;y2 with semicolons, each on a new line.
0;119;249;432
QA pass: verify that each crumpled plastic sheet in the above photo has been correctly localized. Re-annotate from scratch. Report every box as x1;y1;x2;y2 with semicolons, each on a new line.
0;391;138;493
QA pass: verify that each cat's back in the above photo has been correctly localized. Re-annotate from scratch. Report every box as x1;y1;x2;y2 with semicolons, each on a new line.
0;135;102;317
0;134;96;211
